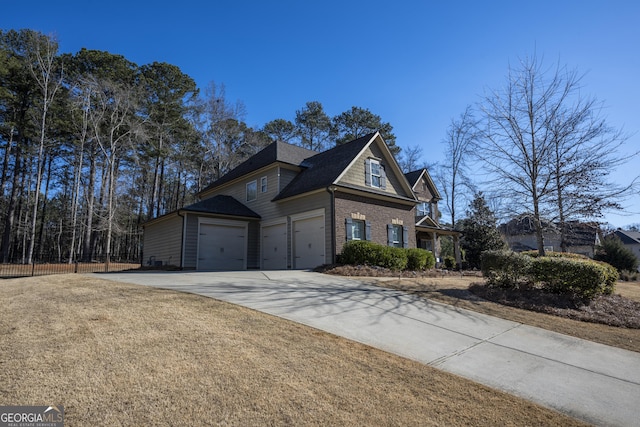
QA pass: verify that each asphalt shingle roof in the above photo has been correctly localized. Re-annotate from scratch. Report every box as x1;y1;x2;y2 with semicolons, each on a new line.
404;170;424;188
273;133;375;201
199;141;318;194
615;230;640;244
181;195;260;218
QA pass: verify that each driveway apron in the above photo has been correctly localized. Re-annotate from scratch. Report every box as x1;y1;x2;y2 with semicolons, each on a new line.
99;270;640;427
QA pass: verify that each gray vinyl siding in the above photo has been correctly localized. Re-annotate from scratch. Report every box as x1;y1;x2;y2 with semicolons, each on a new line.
203;166;282;219
278;167;300;191
338;144;409;198
183;214;199;269
143;214;183;267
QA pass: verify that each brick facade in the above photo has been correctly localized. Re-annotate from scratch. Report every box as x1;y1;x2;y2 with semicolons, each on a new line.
334;191;416;255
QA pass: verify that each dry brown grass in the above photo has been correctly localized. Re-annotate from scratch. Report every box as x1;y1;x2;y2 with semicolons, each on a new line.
0;274;586;426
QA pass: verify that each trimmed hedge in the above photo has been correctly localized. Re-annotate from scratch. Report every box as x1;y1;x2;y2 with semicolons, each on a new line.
340;241;434;271
481;250;532;288
521;250;589;260
406;248;436;270
481;249;618;299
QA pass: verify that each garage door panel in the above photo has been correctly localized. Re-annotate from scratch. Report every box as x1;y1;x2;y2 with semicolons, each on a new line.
293;216;325;269
198;223;246;270
262;223;287;270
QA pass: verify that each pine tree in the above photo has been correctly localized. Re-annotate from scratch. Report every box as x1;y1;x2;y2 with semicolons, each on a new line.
458;193;506;268
594;235;639;272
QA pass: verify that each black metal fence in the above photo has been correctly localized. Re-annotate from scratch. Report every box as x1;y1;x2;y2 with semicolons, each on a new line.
0;255;141;279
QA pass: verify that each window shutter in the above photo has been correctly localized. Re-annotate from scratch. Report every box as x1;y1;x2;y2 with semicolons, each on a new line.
345;218;353;241
402;226;409;248
364;159;371;186
387;224;394;246
380;165;387;190
365;221;371;241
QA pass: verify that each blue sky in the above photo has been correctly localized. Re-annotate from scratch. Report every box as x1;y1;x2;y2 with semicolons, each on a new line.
3;0;639;227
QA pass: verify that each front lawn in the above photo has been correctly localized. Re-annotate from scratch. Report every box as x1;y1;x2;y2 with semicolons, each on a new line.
0;274;586;426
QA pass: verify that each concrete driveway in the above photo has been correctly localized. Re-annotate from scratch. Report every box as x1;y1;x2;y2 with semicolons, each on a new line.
99;270;640;427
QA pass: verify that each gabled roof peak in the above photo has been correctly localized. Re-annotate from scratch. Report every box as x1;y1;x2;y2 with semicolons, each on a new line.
199;140;317;195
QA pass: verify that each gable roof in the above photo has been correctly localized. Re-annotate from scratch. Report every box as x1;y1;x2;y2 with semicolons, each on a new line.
199;141;317;195
181;195;260;218
404;168;442;200
272;132;417;202
273;133;374;201
615;230;640;245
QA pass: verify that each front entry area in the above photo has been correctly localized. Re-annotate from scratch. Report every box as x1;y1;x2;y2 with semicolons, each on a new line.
197;219;247;270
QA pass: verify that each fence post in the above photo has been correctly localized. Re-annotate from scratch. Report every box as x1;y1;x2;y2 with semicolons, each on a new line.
74;259;79;274
31;262;35;277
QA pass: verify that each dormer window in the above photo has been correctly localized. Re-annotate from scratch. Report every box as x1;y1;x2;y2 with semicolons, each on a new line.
365;158;386;189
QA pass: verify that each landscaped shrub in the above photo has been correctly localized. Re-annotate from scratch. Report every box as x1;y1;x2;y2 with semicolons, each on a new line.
521;250;588;260
340;241;381;266
620;270;639;281
481;250;532;289
443;256;456;270
340;241;436;271
378;246;408;270
484;250;619;299
406;248;435;270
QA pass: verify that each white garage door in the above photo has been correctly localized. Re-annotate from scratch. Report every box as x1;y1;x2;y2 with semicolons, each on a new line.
198;222;246;270
293;215;325;269
262;222;287;270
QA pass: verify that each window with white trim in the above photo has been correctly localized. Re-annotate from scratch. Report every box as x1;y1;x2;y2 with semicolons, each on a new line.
417;202;431;217
260;176;268;193
370;159;382;188
246;180;257;201
391;224;403;247
351;220;365;240
387;224;408;248
365;158;386;189
346;218;370;241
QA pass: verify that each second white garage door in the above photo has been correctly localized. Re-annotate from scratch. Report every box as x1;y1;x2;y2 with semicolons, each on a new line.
197;221;246;270
261;222;287;270
292;214;325;269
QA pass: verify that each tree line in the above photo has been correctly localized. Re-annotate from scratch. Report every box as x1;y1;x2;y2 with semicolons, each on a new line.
0;29;399;264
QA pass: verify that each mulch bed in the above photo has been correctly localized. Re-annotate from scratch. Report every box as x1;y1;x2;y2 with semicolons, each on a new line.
468;284;640;329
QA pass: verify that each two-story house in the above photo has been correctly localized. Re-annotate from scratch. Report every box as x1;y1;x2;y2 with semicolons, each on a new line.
143;132;453;270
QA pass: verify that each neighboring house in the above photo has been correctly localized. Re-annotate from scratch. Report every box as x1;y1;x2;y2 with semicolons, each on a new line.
500;215;602;257
143;132;451;270
613;230;640;269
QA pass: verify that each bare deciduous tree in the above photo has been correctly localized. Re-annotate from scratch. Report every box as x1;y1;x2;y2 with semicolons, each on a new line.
397;144;423;173
476;55;637;255
437;105;477;229
25;31;63;264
